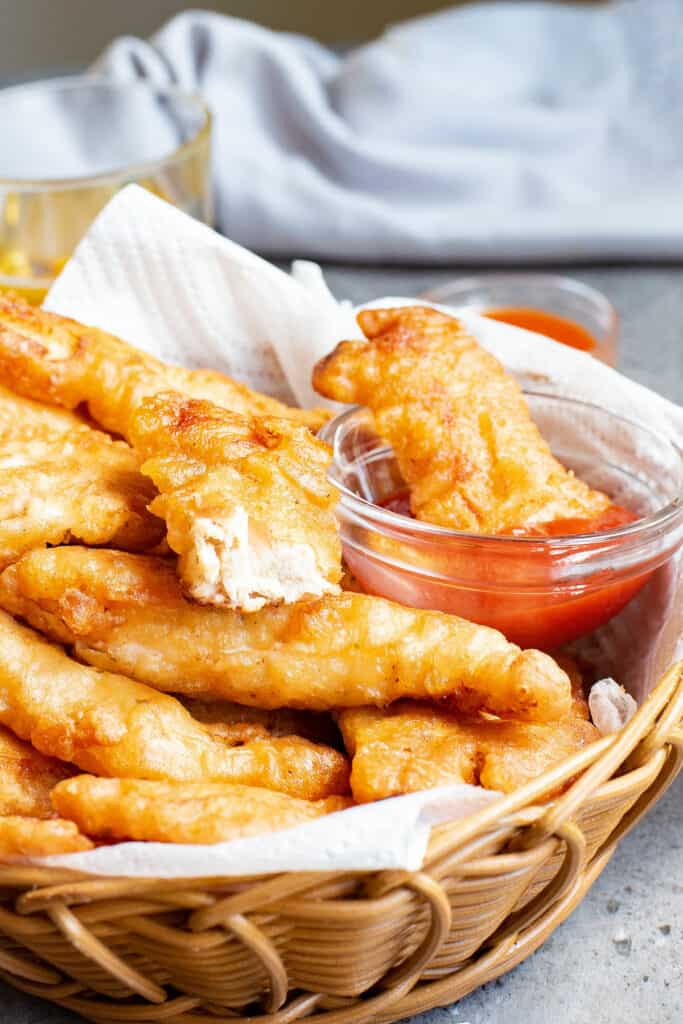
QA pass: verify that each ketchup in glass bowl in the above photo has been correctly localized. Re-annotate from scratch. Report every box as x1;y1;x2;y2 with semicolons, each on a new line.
421;274;618;366
319;395;683;652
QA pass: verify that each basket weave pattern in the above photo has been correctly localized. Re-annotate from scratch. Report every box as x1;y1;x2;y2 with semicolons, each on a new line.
0;662;681;1024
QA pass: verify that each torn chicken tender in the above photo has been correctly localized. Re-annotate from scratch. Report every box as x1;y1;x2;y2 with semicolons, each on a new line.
339;698;599;803
0;724;73;818
0;610;348;799
53;777;351;845
0;386;164;567
0;547;572;721
0;294;328;440
313;306;610;534
130;392;341;610
0;815;93;858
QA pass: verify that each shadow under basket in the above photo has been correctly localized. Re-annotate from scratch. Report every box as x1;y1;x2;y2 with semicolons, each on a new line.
0;662;681;1024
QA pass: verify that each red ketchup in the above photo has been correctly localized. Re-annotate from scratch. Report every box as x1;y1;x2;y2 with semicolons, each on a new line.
352;490;647;650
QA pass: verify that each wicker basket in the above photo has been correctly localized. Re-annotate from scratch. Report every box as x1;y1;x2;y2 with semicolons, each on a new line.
0;661;681;1024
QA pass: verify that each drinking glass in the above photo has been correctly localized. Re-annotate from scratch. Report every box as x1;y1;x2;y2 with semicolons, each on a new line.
0;76;212;303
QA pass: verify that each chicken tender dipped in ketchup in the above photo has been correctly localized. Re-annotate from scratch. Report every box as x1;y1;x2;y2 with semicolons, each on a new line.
314;305;628;537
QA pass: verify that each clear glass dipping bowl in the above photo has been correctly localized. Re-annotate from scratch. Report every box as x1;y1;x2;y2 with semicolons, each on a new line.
0;76;212;302
421;273;618;366
319;394;683;650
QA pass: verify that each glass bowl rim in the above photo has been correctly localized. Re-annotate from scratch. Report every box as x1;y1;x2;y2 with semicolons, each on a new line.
319;390;683;550
421;272;617;331
0;75;212;190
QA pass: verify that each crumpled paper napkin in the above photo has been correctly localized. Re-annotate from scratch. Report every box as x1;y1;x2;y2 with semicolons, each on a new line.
37;186;682;877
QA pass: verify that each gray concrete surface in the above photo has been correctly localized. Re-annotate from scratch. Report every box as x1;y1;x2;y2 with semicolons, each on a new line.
1;264;681;1023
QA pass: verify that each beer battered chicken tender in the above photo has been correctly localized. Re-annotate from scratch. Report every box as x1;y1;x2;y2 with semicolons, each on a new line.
53;777;350;845
0;724;73;818
0;294;327;440
0;718;90;860
130;393;341;610
0;611;348;799
0;547;571;721
339;699;599;803
183;700;341;748
0;386;163;566
313;306;610;534
0;816;92;858
0;383;92;442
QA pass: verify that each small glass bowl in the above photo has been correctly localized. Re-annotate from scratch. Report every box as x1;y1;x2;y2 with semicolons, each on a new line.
319;394;683;651
0;76;212;302
421;273;618;366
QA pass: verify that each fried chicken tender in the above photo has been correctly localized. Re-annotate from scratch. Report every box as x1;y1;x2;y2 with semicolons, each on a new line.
53;777;351;845
0;725;73;818
0;610;349;799
0;383;91;442
0;547;571;721
0;386;164;567
338;695;599;802
129;393;341;610
183;700;341;748
0;294;327;440
0;816;93;858
0;439;163;568
313;306;610;534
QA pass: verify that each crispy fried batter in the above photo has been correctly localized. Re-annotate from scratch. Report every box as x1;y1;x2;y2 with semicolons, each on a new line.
0;294;327;439
53;777;351;845
0;383;90;442
183;701;341;748
0;438;163;567
0;724;73;818
0;610;349;799
313;306;610;533
339;696;599;802
0;547;571;721
0;386;164;566
129;393;341;610
0;815;93;858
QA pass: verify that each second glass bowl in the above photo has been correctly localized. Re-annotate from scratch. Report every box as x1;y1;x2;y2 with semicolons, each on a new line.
421;273;618;366
319;394;683;651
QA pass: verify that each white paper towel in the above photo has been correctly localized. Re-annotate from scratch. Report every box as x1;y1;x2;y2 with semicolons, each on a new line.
35;185;682;878
44;186;359;411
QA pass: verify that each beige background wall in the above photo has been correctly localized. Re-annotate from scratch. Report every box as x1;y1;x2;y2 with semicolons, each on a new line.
0;0;597;77
0;1;447;76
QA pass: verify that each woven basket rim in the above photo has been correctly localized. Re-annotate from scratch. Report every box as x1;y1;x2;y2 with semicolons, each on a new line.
0;662;680;1024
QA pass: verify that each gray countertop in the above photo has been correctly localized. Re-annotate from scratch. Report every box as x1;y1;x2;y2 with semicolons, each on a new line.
1;263;682;1024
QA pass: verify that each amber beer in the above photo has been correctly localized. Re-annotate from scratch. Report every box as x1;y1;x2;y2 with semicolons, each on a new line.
0;77;212;304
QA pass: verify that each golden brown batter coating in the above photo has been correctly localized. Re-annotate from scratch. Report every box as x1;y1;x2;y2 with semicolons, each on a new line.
0;816;93;858
0;294;327;440
130;392;341;610
313;306;610;534
0;725;73;818
0;385;164;566
339;697;599;802
0;383;91;442
0;547;571;721
0;610;349;799
53;777;351;845
182;700;340;748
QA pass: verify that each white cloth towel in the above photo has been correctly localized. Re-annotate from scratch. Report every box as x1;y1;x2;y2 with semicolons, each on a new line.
92;0;683;263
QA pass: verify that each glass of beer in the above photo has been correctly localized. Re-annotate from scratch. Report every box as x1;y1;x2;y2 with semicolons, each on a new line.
0;76;212;303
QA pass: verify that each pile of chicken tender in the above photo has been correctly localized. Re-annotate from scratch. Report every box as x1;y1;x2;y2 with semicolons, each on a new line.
0;297;599;857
